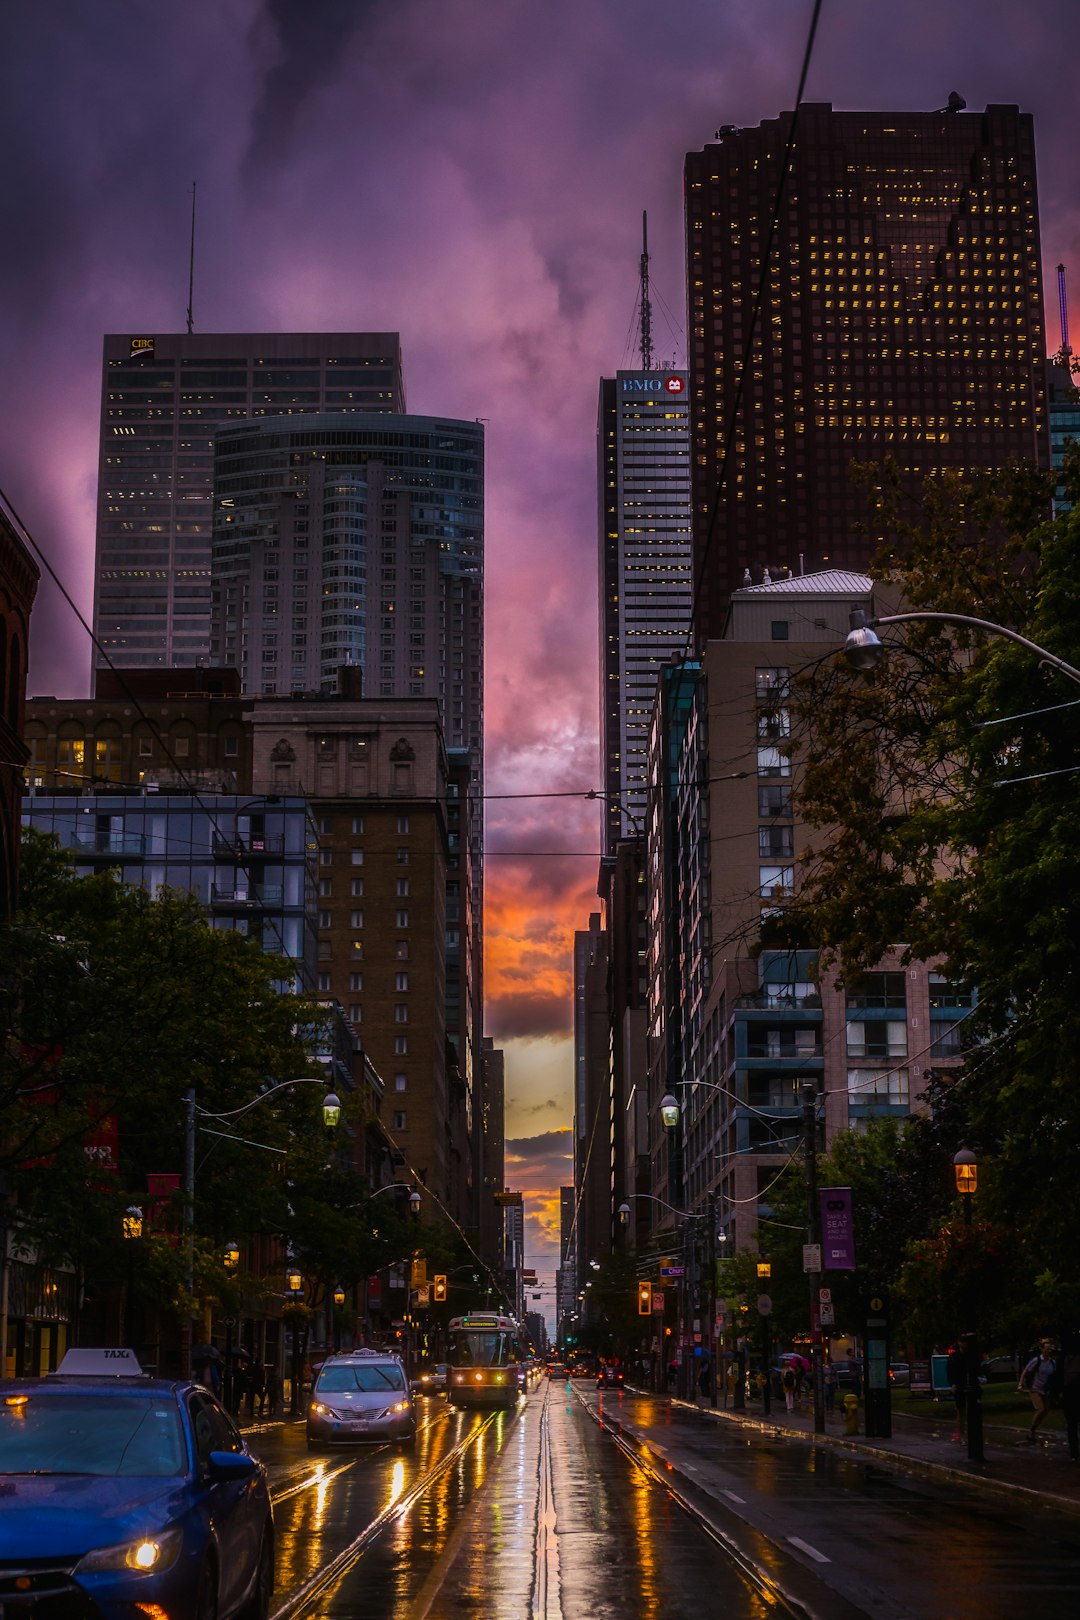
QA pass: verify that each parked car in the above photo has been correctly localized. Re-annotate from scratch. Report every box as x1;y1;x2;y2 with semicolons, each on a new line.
0;1347;274;1620
307;1349;415;1447
888;1362;911;1386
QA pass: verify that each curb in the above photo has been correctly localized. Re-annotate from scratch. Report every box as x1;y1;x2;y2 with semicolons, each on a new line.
663;1393;1080;1520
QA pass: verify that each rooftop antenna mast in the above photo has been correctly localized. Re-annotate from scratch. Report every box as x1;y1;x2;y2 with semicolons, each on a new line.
1058;263;1070;356
639;210;653;372
186;182;197;336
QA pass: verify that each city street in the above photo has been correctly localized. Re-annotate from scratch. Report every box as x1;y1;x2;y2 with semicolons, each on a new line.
245;1380;1080;1619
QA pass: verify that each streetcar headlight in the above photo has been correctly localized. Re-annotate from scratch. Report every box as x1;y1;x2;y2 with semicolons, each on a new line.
495;1373;505;1384
474;1372;483;1383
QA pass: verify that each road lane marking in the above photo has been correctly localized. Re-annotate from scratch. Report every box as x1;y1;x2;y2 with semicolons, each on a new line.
788;1536;830;1564
531;1388;564;1619
721;1489;745;1503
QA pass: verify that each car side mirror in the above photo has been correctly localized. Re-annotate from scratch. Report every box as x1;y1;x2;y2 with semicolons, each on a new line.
207;1450;257;1481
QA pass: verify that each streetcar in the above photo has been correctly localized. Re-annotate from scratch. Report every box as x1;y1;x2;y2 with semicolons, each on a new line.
446;1312;526;1408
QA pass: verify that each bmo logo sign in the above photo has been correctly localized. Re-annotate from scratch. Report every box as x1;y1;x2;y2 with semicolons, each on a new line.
621;374;686;395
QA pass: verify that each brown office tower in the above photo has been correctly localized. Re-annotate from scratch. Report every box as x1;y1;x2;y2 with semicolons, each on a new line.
685;102;1049;639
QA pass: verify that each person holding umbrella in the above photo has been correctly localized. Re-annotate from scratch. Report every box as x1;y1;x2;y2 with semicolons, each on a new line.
191;1343;223;1398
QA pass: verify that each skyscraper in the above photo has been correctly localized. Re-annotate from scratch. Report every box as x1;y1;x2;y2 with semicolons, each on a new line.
92;333;404;682
209;412;483;763
597;369;691;851
685;102;1049;639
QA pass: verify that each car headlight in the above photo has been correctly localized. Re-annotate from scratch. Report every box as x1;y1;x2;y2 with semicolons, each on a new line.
384;1400;410;1415
76;1527;184;1575
310;1401;339;1418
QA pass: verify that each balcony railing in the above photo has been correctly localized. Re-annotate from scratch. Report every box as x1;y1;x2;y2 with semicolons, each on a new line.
209;884;285;908
212;835;285;858
69;831;146;857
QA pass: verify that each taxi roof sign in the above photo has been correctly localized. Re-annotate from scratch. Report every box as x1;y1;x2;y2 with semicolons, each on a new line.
54;1347;145;1377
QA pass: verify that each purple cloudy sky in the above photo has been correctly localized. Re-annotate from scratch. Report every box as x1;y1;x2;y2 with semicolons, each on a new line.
4;0;1078;1303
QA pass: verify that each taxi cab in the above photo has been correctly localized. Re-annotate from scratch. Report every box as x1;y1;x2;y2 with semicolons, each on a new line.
0;1348;273;1620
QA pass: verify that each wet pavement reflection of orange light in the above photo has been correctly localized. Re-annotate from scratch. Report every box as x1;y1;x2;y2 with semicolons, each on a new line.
387;1458;406;1510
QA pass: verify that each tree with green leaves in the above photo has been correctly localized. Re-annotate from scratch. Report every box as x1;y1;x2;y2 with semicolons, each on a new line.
776;455;1080;1340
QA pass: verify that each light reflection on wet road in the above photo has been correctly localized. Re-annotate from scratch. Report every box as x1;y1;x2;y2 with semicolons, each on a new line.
247;1380;1080;1619
252;1385;784;1620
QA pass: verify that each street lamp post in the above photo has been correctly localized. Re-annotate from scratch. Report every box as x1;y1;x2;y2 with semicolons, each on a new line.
122;1206;143;1348
952;1147;984;1462
180;1078;341;1376
285;1266;305;1417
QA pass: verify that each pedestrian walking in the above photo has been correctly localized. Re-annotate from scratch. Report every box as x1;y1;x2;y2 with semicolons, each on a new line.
782;1363;796;1412
1019;1338;1057;1441
248;1360;268;1419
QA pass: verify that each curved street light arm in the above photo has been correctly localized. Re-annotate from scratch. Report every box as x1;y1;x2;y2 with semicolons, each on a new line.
850;609;1080;689
197;1077;332;1123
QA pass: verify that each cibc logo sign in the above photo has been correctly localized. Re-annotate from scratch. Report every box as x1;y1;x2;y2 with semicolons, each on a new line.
621;374;686;394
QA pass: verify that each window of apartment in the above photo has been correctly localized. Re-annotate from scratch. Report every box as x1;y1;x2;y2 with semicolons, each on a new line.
350;1004;362;1023
351;849;364;865
317;972;331;992
351;878;364;896
224;737;239;757
755;667;791;700
392;1111;407;1131
396;878;410;897
845;973;906;1011
319;910;331;929
396;910;409;928
351;940;363;959
320;850;332;866
758;825;794;859
350;910;364;929
351;816;364;834
138;737;153;757
395;941;409;960
349;972;363;992
396;815;410;834
394;1073;407;1092
394;1035;408;1055
319;878;332;898
395;972;409;992
394;1005;408;1023
847;1067;909;1106
319;816;334;834
928;973;976;1010
758;783;791;818
759;865;794;898
771;621;790;641
846;1020;907;1060
396;847;409;865
756;746;790;778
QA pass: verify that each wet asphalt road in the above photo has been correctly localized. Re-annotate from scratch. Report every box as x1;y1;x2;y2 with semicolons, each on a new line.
245;1380;1080;1620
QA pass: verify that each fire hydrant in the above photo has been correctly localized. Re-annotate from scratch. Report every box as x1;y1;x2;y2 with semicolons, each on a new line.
843;1393;859;1434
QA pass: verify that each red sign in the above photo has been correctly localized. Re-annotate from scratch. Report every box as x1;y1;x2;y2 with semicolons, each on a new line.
366;1276;383;1310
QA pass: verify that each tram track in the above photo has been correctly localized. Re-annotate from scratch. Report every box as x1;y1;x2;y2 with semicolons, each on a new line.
577;1386;817;1620
268;1407;505;1620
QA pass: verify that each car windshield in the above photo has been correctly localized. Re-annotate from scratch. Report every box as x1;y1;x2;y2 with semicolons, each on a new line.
1;1394;186;1477
316;1364;404;1393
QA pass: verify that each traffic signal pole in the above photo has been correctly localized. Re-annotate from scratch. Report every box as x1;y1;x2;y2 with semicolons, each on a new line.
802;1081;826;1436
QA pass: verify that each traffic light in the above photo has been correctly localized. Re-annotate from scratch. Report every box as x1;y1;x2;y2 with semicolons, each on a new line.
638;1282;652;1316
433;1274;447;1302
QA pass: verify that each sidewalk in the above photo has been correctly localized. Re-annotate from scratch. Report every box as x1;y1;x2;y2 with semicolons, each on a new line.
676;1391;1080;1516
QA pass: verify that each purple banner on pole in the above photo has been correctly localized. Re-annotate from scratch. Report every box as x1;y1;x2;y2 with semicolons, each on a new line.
820;1187;856;1271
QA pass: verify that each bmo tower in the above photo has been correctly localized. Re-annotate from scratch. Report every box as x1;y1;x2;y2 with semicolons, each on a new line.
598;369;691;853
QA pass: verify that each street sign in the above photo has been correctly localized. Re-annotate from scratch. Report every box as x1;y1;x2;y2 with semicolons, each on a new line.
819;1303;835;1325
757;1295;772;1316
660;1264;685;1278
818;1286;832;1305
652;1292;664;1313
802;1243;822;1273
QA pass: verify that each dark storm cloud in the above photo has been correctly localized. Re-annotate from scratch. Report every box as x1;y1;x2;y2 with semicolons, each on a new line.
243;0;389;176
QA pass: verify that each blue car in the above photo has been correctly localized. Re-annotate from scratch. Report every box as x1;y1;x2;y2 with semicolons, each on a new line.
0;1347;273;1620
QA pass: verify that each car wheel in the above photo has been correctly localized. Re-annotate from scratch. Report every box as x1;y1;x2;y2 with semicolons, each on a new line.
399;1430;417;1450
237;1528;274;1620
195;1557;217;1620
